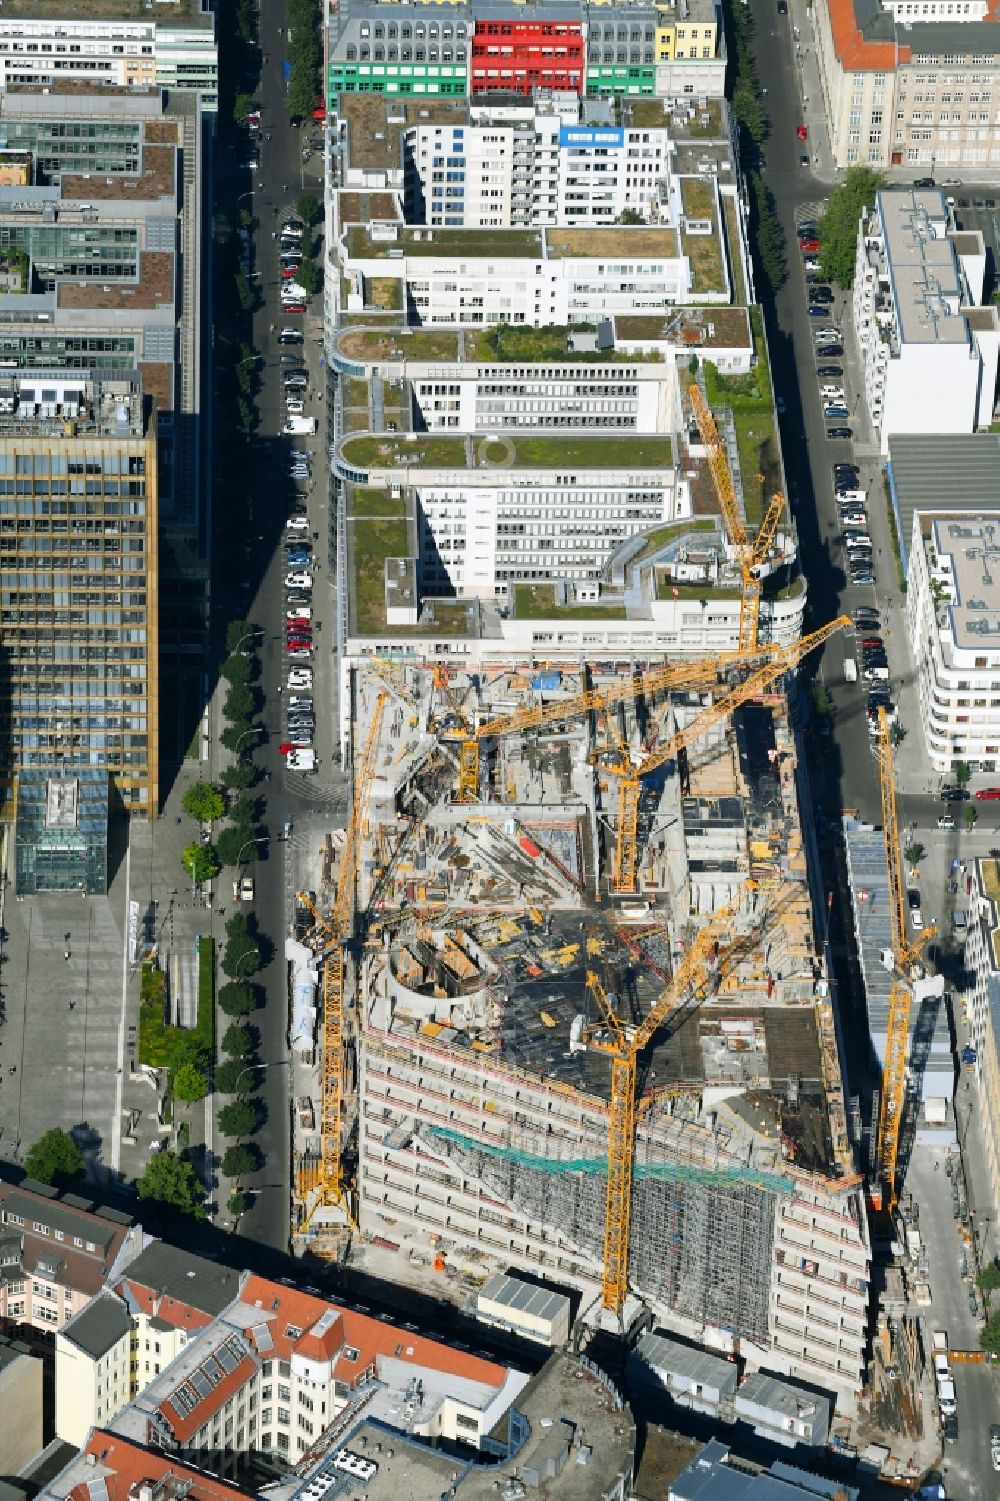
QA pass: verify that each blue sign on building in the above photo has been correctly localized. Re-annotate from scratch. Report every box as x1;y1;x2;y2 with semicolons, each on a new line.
558;125;625;149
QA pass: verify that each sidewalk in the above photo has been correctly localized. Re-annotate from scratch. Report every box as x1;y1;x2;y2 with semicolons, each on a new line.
789;0;838;184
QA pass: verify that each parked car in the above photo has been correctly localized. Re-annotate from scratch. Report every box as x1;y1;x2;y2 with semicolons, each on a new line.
937;814;957;830
976;787;1000;800
285;571;313;588
799;238;820;253
285;517;309;531
803;258;821;272
828;427;853;439
941;786;971;801
818;365;843;378
808;305;830;318
279;327;303;343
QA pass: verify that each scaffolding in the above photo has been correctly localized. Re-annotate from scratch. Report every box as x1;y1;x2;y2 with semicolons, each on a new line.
426;1121;790;1344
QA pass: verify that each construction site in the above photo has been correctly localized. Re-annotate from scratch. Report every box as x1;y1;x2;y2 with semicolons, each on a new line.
289;646;871;1414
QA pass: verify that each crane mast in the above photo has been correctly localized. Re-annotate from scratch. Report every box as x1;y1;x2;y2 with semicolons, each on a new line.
873;705;935;1212
688;382;785;653
607;617;851;894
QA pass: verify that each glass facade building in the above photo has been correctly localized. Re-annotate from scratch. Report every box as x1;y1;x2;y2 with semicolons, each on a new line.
14;769;108;895
0;373;159;817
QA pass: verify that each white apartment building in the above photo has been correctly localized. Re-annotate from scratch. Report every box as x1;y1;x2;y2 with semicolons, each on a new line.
0;3;218;110
405;95;676;228
55;1291;133;1447
962;858;1000;1246
342;224;713;325
906;512;1000;773
853;190;999;454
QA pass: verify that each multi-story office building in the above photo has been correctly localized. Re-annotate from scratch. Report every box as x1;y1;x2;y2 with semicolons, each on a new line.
814;0;1000;170
906;510;1000;774
852;189;999;453
0;86;206;533
0;370;160;815
0;2;218;112
326;0;723;102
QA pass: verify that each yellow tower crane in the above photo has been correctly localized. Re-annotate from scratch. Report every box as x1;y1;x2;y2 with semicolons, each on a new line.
689;383;786;653
297;691;388;1231
442;655;737;803
604;616;851;894
872;705;936;1214
584;890;780;1312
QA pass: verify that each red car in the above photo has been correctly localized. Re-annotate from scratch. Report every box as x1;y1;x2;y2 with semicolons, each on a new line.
281;265;300;279
800;238;820;253
282;303;305;314
975;787;1000;800
312;103;327;121
796;124;808;141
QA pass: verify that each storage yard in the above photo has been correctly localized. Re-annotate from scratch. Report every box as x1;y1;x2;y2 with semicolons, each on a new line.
290;658;869;1409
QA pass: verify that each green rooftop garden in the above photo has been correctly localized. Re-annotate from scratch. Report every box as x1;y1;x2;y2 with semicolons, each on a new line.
722;196;747;305
514;583;627;620
341;432;675;471
341;375;369;409
347;225;542;260
631;516;718;566
466;323;662;365
654;571;741;601
338;328;462;362
352;516;411;633
681;178;716;222
351;485;405;519
341;433;468;470
366;276;402;311
682;229;726;296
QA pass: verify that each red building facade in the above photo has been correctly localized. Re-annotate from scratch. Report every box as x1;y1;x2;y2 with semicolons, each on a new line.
470;18;585;95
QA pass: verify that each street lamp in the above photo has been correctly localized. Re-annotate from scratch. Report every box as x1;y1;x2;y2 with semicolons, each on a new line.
236;354;262;370
234;628;264;656
233;725;264;753
234;946;261;976
237;834;267;865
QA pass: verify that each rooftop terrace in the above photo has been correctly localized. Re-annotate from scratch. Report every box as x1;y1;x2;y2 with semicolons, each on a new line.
345;224;682;262
340;431;676;472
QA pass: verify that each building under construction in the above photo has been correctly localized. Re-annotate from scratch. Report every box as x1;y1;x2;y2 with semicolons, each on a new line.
293;658;869;1412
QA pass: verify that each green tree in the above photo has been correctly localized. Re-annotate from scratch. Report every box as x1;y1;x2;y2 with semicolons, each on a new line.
172;1062;209;1103
219;1099;256;1138
296;258;321;297
228;794;260;831
890;722;908;747
904;842;926;866
222;938;260;980
223;683;255;723
215;1058;253;1094
228;1190;250;1218
220;652;255;687
222;1143;261;1178
232;91;257;127
287;70;318;123
956;761;972;785
181;781;225;824
818;165;886;287
219;981;257;1017
732;81;767;144
749;171;786;295
616;207;645;225
167;1029;211;1074
216;824;257;868
221;761;258;791
964;805;978;830
235;268;255;313
978;1263;1000;1293
296;192;321;227
981;1311;1000;1356
181;842;220;885
226;618;260;654
136;1150;205;1219
221;1021;255;1059
24;1127;85;1188
219;721;260;755
225;911;251;943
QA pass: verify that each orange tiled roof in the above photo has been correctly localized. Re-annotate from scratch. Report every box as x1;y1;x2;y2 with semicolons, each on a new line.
159;1353;258;1444
241;1275;508;1392
827;0;911;70
71;1433;247;1501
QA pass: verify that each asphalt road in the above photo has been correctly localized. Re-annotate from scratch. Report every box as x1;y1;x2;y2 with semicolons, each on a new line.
749;2;1000;1490
212;12;347;1251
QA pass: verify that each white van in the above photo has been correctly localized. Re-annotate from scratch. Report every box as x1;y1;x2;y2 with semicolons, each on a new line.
283;416;317;435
